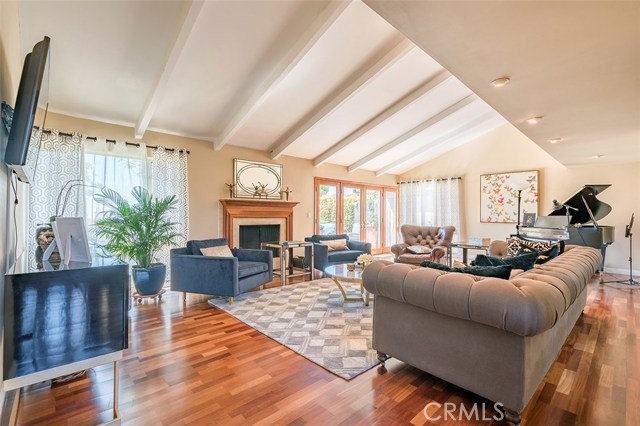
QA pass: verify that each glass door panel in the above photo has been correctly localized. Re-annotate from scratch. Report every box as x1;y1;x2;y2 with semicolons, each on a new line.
342;186;361;241
318;183;338;235
365;189;382;251
384;189;398;249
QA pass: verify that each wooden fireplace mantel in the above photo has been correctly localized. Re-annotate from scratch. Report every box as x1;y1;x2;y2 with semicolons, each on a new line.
219;198;299;246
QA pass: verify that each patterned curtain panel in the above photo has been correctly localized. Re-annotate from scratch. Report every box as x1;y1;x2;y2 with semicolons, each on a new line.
26;129;83;266
399;178;461;241
150;147;189;268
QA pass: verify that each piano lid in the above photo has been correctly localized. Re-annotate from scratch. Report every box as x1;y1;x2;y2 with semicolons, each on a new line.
548;184;611;225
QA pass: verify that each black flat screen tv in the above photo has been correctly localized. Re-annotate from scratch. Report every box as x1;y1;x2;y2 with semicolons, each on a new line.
4;36;50;183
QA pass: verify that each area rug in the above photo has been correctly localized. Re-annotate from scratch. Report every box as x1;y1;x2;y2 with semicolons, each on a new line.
208;278;378;380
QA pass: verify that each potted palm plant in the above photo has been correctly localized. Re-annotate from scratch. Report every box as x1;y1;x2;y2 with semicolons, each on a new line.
93;186;181;295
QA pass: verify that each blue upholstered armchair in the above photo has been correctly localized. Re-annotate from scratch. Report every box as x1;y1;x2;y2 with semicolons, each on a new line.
304;234;371;272
170;238;273;303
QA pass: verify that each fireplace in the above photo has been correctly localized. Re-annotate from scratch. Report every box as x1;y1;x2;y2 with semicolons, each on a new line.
239;224;280;250
219;198;299;249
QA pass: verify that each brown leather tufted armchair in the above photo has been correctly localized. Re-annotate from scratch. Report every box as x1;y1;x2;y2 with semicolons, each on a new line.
391;224;456;265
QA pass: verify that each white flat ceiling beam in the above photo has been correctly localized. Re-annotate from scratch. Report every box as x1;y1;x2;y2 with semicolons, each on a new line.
313;71;451;167
213;0;351;151
348;94;476;172
134;1;204;139
270;36;414;159
375;112;494;176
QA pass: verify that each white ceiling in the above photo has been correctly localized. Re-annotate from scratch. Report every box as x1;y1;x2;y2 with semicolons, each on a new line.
364;0;640;166
18;1;633;175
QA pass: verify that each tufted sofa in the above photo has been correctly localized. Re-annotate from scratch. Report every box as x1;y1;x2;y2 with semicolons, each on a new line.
391;224;455;265
363;246;601;425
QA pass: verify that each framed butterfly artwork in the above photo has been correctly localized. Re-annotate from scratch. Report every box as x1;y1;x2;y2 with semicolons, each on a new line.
480;170;539;223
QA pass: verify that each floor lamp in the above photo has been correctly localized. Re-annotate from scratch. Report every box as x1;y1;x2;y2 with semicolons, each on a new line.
510;183;529;236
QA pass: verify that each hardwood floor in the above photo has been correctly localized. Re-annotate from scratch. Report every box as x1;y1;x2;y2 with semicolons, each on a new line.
12;274;640;426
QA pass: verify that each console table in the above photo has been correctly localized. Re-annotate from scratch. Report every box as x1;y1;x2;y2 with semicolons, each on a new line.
4;252;129;425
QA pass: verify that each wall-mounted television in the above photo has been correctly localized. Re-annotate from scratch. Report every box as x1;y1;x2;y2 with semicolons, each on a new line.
4;36;50;183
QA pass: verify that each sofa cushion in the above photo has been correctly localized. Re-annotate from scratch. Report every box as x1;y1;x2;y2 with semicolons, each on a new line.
421;260;513;279
188;238;229;255
237;261;269;278
320;238;349;251
473;251;539;271
201;245;234;258
327;249;363;263
517;244;560;265
397;253;432;265
407;244;432;254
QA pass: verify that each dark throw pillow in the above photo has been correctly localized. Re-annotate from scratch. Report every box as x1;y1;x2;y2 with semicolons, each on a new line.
420;260;512;279
473;251;539;271
420;260;451;271
517;244;560;265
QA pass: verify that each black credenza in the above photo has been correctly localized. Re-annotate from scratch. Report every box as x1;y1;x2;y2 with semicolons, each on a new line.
3;253;129;388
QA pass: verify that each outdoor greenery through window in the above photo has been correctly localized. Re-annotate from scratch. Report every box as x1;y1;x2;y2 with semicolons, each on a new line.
315;178;397;254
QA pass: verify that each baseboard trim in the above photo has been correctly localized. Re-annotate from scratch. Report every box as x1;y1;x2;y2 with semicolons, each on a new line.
603;267;639;276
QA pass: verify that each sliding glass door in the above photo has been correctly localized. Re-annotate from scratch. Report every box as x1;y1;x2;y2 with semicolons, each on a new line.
343;186;361;241
365;188;381;250
383;188;398;251
315;178;397;253
318;182;338;235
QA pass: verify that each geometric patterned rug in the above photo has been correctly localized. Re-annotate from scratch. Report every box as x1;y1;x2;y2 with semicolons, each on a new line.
208;278;378;380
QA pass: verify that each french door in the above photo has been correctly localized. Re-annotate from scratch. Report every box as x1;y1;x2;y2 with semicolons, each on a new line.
315;178;398;254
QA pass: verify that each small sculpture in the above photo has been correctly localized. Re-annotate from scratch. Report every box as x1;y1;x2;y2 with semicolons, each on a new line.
252;182;268;199
280;186;293;201
225;183;236;198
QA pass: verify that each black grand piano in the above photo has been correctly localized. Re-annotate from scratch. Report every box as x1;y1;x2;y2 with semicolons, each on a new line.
520;184;615;271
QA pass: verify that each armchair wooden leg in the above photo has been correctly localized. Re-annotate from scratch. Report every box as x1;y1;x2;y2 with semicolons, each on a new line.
228;297;233;304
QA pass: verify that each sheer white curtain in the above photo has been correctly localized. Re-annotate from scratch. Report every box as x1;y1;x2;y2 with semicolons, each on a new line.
83;137;148;231
26;129;83;266
150;146;189;267
399;177;461;240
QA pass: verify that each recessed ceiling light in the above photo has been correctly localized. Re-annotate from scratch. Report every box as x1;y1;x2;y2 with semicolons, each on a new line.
490;77;510;88
548;138;562;144
525;116;544;124
592;155;603;159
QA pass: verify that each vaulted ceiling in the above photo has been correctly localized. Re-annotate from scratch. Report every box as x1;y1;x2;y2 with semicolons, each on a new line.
16;0;638;175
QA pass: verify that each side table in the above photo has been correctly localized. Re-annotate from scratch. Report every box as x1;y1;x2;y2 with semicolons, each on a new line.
448;239;491;266
261;240;314;286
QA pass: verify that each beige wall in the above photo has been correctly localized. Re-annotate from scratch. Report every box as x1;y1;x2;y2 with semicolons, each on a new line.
43;112;398;242
400;123;640;273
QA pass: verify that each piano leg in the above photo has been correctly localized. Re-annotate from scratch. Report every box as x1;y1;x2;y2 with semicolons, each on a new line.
599;247;607;273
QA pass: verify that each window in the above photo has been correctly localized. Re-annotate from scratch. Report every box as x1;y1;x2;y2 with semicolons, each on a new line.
315;178;398;254
398;178;461;239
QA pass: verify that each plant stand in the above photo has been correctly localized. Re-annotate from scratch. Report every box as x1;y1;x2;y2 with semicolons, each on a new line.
132;288;166;304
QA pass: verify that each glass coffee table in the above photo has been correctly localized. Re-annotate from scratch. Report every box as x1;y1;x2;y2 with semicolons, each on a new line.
324;264;373;306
